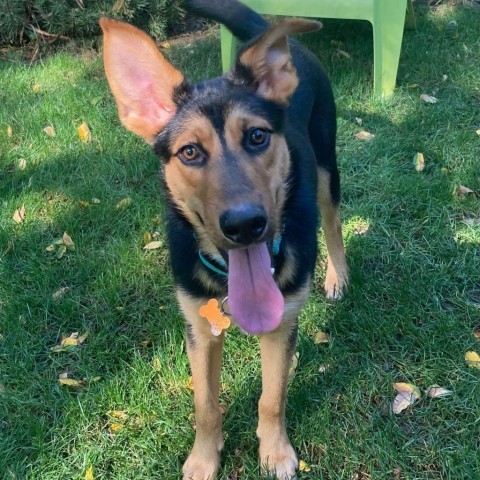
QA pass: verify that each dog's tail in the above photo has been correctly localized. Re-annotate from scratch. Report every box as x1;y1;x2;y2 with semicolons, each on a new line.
184;0;269;42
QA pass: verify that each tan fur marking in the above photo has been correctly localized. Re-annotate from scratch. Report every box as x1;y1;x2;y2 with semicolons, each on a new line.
317;168;348;299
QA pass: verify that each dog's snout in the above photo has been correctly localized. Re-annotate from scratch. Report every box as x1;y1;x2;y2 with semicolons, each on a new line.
220;204;267;245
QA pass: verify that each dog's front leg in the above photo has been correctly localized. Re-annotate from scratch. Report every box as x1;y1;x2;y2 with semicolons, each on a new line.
178;291;224;480
257;321;298;479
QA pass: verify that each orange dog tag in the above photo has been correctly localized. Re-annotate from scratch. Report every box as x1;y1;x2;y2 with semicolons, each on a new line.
199;299;231;336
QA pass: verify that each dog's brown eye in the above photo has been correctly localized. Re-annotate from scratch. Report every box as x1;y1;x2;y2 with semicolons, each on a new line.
177;144;205;164
249;128;269;146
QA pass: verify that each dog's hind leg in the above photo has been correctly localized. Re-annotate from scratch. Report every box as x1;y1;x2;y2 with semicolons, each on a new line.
317;167;348;299
178;291;224;480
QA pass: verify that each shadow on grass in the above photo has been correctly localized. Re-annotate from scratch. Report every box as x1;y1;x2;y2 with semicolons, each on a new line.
1;3;479;479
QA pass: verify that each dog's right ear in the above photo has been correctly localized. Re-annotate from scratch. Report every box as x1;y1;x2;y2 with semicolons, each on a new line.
100;18;184;143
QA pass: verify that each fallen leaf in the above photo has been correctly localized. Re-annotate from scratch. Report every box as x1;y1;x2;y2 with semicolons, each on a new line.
77;331;89;344
77;121;92;143
18;158;27;170
425;385;453;398
112;0;125;13
143;241;162;250
62;232;75;249
392;382;421;414
457;185;474;195
52;287;70;300
354;117;363;126
59;377;85;387
56;244;67;259
143;232;152;244
45;244;56;252
476;129;480;136
92;376;102;382
92;197;101;204
7;126;12;137
32;83;41;93
465;351;480;368
474;330;480;339
43;126;56;137
314;331;330;344
79;200;90;207
318;363;332;373
414;152;425;172
85;465;94;480
13;204;26;224
392;467;402;480
108;410;128;420
355;130;375;141
420;93;438;104
299;460;312;472
288;351;300;378
109;422;123;433
337;49;351;59
116;197;132;210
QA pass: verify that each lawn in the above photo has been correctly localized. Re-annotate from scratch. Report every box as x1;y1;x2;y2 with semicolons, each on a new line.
1;3;480;479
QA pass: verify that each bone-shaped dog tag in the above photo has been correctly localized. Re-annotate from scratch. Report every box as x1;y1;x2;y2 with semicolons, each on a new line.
199;298;231;336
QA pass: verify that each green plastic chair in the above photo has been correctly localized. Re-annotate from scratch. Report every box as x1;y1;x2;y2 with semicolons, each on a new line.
220;0;416;97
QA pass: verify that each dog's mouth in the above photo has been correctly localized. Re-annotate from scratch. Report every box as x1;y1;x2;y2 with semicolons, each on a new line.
227;242;284;335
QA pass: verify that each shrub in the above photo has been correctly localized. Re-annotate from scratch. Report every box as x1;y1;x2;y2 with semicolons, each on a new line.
0;0;185;46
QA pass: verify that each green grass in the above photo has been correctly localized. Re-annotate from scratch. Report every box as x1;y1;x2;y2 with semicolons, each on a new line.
1;4;480;479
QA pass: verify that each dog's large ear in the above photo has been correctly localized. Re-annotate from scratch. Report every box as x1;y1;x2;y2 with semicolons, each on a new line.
100;18;184;143
238;19;321;105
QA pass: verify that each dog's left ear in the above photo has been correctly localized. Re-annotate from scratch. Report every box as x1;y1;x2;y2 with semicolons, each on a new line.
237;19;321;105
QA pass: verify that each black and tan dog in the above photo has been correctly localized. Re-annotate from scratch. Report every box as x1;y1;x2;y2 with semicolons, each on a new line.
100;0;348;478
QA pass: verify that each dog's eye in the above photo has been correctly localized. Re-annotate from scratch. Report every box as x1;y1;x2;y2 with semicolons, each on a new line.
248;128;270;147
177;144;204;164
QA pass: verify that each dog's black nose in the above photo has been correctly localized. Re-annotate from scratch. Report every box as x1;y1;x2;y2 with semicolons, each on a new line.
220;204;267;245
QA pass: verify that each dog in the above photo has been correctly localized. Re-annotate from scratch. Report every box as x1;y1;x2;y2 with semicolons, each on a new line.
100;0;348;477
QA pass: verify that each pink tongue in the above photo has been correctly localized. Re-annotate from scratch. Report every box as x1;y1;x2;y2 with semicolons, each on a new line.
228;242;284;335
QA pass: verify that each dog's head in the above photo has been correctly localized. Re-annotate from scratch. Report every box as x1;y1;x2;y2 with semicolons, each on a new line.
100;17;319;256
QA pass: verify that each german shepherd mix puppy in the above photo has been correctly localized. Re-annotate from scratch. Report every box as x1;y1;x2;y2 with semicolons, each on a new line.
100;0;348;477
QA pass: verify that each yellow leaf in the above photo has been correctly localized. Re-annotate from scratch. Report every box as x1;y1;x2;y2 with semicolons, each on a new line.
314;331;330;344
299;460;312;472
62;337;79;347
43;126;56;137
392;382;421;414
79;200;90;207
59;378;84;387
45;244;56;252
77;121;92;143
420;93;438;104
393;382;422;398
32;83;41;93
465;351;480;368
13;204;26;224
62;232;75;249
85;465;94;480
355;130;375;141
7;126;12;137
56;244;67;259
143;241;162;250
77;331;89;344
108;410;128;420
109;422;123;433
143;231;152;244
414;152;425;172
116;197;132;210
92;376;102;382
18;158;27;170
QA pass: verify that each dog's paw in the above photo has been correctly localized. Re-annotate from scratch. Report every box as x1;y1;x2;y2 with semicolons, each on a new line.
182;452;219;480
260;438;298;479
324;266;348;301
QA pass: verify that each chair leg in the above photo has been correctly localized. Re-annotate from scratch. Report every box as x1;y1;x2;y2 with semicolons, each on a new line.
405;0;417;31
373;0;408;97
220;25;237;72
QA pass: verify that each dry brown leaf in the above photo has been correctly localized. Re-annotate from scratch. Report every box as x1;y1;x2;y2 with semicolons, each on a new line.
62;232;75;249
18;158;27;170
414;152;425;172
143;241;162;250
457;185;474;195
474;330;480;339
7;126;12;137
77;121;92;143
43;126;56;137
52;287;70;300
13;204;26;224
420;93;438;104
425;385;453;398
355;130;375;141
288;351;299;378
392;382;421;414
314;331;330;344
465;351;480;368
